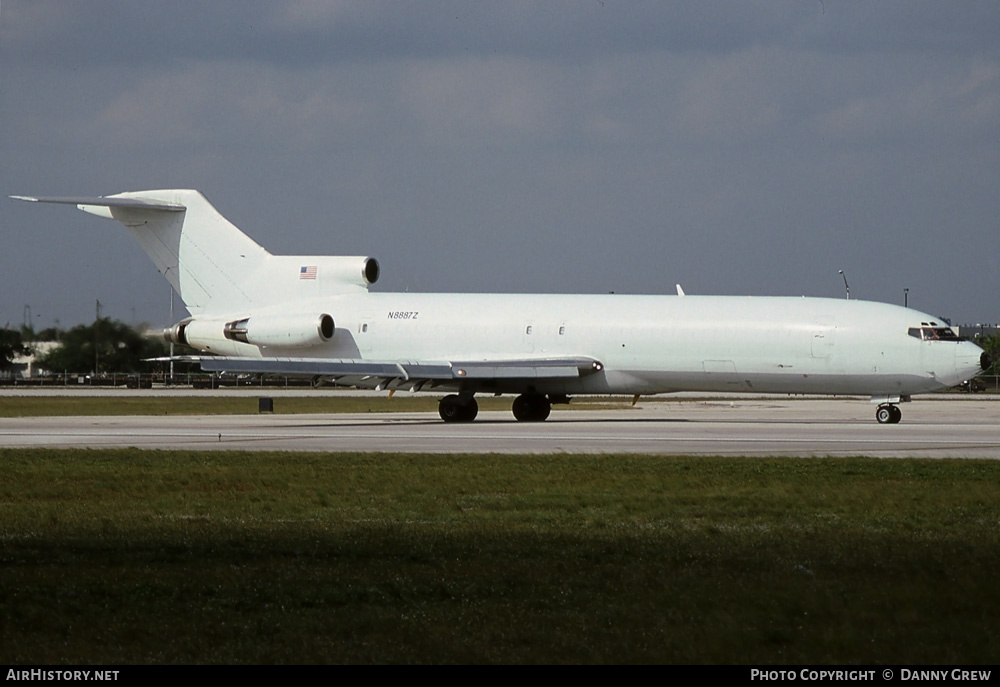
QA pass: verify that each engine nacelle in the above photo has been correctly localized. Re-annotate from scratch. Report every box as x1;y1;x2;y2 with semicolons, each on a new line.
164;313;335;352
163;319;193;347
306;256;379;288
223;313;335;348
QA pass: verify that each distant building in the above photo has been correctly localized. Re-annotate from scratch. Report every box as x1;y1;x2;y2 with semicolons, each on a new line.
7;341;59;379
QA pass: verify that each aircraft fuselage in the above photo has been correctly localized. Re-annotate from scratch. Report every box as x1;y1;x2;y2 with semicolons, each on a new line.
196;292;986;398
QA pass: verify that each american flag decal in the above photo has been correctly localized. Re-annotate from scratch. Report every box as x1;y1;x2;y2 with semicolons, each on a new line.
299;265;317;280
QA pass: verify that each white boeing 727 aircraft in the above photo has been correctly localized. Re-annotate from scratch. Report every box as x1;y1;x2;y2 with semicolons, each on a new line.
13;190;989;424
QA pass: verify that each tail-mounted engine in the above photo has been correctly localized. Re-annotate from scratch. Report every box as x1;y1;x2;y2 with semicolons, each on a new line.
223;313;335;347
164;313;335;353
279;256;379;289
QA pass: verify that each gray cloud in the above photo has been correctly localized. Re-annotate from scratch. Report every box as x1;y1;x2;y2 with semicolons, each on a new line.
2;1;998;329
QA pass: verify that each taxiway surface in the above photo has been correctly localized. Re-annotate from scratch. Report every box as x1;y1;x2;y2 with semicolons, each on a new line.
1;396;998;457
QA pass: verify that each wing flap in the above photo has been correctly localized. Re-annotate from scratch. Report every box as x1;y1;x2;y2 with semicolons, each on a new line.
450;358;600;379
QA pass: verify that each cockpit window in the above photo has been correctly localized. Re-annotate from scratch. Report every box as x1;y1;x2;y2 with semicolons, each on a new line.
908;326;960;341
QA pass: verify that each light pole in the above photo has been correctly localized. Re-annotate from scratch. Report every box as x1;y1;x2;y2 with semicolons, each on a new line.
838;270;850;300
904;288;909;308
169;287;174;384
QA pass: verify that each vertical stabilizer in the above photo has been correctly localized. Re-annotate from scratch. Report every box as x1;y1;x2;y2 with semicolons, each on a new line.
101;190;270;315
14;190;271;316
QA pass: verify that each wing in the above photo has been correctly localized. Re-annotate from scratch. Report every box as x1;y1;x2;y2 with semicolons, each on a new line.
183;355;604;392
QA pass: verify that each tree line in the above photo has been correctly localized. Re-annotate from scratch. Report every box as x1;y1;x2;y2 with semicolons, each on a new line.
1;319;169;376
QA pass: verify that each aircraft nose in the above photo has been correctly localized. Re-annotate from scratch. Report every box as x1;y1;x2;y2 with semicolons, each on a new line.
955;340;988;379
951;340;987;382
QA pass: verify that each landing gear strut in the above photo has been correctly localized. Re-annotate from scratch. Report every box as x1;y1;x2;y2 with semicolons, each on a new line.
875;403;902;424
438;394;478;423
512;393;551;422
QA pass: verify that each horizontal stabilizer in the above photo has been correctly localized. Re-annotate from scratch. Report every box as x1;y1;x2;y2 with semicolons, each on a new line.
10;195;185;212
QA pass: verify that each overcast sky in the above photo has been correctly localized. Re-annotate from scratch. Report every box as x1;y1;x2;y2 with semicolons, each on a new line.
2;1;998;330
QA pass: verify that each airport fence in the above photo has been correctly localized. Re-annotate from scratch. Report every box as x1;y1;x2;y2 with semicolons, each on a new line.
0;373;315;389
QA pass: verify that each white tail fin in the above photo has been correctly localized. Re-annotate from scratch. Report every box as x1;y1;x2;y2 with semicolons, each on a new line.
12;190;379;316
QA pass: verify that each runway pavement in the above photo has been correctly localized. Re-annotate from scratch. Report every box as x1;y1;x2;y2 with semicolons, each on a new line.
1;396;998;457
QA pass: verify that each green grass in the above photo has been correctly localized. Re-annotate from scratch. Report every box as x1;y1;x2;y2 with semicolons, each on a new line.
1;450;998;663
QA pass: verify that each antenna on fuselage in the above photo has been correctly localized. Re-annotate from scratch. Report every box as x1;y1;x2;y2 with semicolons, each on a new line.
838;270;850;300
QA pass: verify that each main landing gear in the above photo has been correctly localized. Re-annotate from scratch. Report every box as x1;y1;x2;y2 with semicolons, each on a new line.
437;393;554;423
875;403;902;424
438;394;478;423
511;393;551;422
